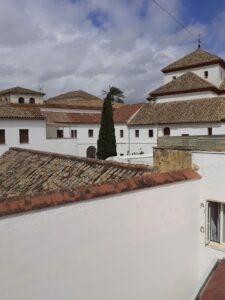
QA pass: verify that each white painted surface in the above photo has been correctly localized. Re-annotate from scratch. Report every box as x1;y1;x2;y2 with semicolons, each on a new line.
0;180;200;300
156;91;217;103
10;93;44;104
164;64;223;87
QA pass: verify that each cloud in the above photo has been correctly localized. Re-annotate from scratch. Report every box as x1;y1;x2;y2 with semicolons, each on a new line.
0;0;223;103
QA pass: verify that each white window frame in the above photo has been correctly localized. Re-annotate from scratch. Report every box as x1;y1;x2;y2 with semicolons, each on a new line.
206;200;225;246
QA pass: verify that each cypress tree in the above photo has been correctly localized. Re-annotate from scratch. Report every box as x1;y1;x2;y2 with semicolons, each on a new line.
97;87;124;160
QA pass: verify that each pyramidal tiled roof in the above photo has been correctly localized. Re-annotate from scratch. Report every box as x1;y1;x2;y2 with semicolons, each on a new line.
150;72;219;97
162;48;225;73
0;86;45;96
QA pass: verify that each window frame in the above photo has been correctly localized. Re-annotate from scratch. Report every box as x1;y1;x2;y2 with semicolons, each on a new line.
148;129;153;138
0;129;5;144
29;97;35;104
120;130;124;138
204;71;208;79
57;129;64;138
135;129;139;138
19;129;29;144
71;129;77;139
88;129;94;138
208;127;212;136
18;97;25;104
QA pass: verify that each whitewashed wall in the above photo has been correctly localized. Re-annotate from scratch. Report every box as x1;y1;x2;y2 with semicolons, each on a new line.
164;64;223;87
0;119;46;155
0;179;200;300
192;152;225;280
156;91;217;103
10;93;44;104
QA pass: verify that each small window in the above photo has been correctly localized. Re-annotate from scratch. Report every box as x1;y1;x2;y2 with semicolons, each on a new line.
173;76;176;80
163;127;170;136
148;129;153;138
71;130;77;138
29;98;35;104
206;201;225;245
88;129;94;138
208;127;212;136
57;129;63;138
18;97;25;104
19;129;29;143
182;134;189;136
0;129;5;144
135;130;139;138
120;130;124;138
204;71;208;79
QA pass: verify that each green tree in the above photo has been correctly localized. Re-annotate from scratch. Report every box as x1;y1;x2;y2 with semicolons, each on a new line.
97;86;124;160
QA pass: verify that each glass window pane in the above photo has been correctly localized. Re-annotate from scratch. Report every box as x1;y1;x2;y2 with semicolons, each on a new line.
209;202;220;243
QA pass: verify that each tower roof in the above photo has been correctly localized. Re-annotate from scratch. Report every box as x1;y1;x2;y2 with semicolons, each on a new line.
162;48;225;73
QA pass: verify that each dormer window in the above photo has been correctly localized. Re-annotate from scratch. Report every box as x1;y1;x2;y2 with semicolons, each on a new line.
18;97;25;104
29;98;35;104
204;71;208;79
173;76;176;80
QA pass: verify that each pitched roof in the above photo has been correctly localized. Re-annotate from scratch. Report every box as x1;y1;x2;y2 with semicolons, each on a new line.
0;86;45;96
0;148;153;199
128;97;225;125
47;90;124;109
113;103;144;123
0;148;200;216
162;48;225;73
43;111;101;124
0;106;45;120
150;72;219;97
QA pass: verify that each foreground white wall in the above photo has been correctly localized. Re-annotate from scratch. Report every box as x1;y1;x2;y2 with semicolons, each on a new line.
0;180;200;300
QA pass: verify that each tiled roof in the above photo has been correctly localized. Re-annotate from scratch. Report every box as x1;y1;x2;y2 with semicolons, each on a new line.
0;86;45;96
0;106;45;120
43;111;101;124
0;148;200;216
47;90;124;109
0;148;153;199
162;48;225;73
150;72;219;97
197;259;225;299
128;97;225;125
113;103;144;123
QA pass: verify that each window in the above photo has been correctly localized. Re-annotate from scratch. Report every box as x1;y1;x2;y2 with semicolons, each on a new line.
148;129;153;138
182;134;189;136
57;129;63;138
135;130;139;138
173;76;176;80
71;130;77;138
163;127;170;136
18;97;25;104
19;129;29;143
0;130;5;144
204;71;208;79
208;127;212;136
120;130;124;138
88;129;94;138
206;201;225;245
29;98;35;104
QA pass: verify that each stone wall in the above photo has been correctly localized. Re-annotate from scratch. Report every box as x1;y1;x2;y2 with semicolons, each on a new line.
154;148;192;172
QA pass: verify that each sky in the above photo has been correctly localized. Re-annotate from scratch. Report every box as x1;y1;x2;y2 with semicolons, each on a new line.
0;0;225;103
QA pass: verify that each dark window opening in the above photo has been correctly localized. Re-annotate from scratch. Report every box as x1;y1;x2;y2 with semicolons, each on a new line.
163;127;170;136
57;129;63;138
120;130;124;138
71;130;77;138
18;97;25;104
135;130;139;138
182;134;189;136
204;71;208;79
19;129;29;143
148;129;153;138
29;98;35;104
86;146;96;158
173;76;176;80
0;129;5;144
208;127;212;136
88;129;94;138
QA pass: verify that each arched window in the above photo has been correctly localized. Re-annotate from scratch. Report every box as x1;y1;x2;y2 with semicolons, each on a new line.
18;97;25;104
163;127;170;136
29;98;35;104
86;146;96;158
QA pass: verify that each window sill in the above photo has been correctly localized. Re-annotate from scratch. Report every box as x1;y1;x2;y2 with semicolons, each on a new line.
207;241;225;252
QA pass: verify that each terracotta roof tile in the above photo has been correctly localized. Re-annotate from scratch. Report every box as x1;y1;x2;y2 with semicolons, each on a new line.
0;86;45;96
0;148;153;199
150;72;219;97
128;97;225;125
113;103;144;123
162;48;225;73
0;106;45;119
